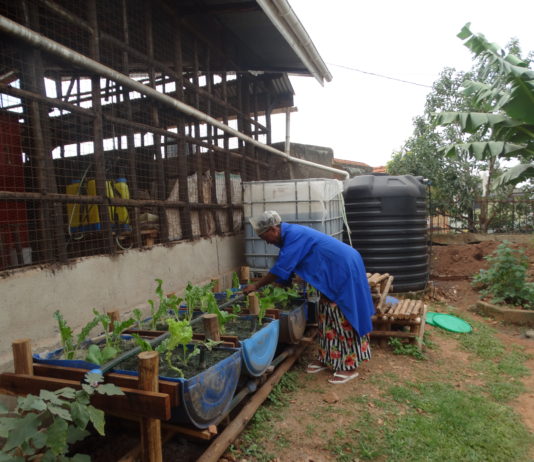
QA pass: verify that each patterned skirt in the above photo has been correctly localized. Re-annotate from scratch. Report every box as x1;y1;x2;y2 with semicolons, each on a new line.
317;299;371;371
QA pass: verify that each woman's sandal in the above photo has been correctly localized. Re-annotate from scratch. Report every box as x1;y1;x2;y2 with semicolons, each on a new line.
328;371;359;384
306;361;327;374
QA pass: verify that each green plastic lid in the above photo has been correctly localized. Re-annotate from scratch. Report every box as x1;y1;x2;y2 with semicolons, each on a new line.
426;311;440;326
433;313;472;333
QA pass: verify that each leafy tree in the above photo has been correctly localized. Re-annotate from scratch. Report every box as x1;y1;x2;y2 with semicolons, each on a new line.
388;28;533;232
387;68;485;231
434;24;534;188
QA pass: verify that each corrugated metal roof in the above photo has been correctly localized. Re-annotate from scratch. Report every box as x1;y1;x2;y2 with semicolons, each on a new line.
175;0;330;84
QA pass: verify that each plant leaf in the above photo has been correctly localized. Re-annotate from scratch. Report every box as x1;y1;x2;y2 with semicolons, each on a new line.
95;383;125;396
493;163;534;188
66;425;90;444
17;394;47;412
87;405;105;435
47;404;72;421
46;417;69;455
3;413;41;452
70;402;90;429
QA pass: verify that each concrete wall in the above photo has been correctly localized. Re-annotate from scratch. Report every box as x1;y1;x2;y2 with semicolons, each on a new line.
0;234;244;370
270;142;335;180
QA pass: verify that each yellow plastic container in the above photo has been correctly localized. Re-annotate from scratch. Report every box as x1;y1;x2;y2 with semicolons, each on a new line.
66;180;83;232
113;178;130;228
87;179;114;231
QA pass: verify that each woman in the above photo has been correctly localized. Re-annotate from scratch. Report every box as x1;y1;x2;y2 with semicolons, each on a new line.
243;210;374;384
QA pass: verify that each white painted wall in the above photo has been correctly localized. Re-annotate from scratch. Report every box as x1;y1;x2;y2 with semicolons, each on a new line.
0;234;244;371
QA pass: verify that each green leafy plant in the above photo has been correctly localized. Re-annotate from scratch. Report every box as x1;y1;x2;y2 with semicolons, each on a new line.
201;292;237;334
131;308;144;330
92;310;135;351
84;344;117;366
232;271;240;289
130;333;154;352
53;311;99;361
0;372;123;461
87;310;135;365
257;285;300;311
388;337;426;360
182;281;214;322
472;241;534;309
156;319;199;378
147;279;183;329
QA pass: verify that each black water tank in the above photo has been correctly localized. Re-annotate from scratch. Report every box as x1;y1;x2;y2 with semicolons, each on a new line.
343;175;429;292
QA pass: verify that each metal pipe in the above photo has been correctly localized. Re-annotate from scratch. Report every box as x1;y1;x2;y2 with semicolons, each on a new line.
0;14;348;179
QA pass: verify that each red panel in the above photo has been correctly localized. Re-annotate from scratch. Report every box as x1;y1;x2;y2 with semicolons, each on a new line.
0;112;29;268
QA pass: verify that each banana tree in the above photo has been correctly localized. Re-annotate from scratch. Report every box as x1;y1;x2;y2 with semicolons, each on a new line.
434;24;534;190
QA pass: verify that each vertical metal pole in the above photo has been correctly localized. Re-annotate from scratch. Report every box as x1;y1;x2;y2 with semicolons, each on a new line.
285;108;294;179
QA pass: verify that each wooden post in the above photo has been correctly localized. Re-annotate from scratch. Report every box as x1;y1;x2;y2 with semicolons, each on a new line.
107;310;120;332
248;294;260;316
211;278;221;293
240;266;250;283
12;339;33;375
202;314;221;342
138;351;162;462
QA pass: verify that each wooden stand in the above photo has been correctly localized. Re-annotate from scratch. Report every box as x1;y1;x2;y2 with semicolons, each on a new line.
367;273;427;350
371;300;427;350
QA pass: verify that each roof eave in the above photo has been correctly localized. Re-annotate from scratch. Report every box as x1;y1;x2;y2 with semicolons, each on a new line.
256;0;332;85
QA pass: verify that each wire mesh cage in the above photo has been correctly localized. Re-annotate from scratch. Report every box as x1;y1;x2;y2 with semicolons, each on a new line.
0;0;290;271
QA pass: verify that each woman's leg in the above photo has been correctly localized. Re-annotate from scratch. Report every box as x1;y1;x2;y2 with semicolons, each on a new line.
317;299;371;381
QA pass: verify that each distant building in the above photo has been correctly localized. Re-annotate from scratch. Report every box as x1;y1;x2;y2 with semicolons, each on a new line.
332;158;373;177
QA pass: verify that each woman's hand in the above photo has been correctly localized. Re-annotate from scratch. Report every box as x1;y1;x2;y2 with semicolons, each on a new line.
242;283;257;295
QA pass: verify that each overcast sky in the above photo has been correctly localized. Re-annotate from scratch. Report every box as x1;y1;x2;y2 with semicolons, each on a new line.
269;0;534;168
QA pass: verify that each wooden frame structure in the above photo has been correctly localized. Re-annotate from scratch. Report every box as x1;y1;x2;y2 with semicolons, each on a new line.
367;273;427;350
1;330;313;462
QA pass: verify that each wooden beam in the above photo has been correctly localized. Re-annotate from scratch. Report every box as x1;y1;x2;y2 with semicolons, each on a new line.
0;373;171;420
32;363;180;407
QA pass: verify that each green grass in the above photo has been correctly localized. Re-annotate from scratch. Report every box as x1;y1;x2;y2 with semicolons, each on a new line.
236;307;533;462
232;372;298;461
326;382;533;462
382;382;533;462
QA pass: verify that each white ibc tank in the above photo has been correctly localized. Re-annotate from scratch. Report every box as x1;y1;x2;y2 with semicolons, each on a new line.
243;178;345;270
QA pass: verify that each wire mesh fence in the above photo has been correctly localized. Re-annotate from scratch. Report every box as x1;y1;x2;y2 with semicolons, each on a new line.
0;0;290;271
429;198;534;234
